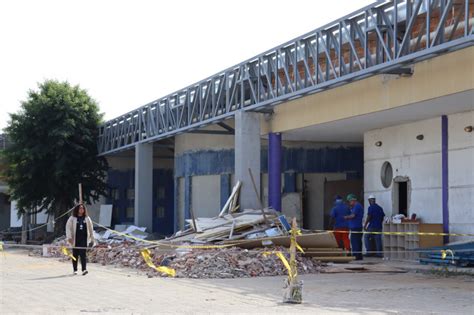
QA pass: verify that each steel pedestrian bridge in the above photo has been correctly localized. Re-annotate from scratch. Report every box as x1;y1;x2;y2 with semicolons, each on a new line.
98;0;474;155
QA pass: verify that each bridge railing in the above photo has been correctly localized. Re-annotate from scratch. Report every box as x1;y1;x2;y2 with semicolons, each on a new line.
99;0;474;155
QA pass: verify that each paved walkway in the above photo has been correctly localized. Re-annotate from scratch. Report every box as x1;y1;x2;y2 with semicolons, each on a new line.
1;249;473;314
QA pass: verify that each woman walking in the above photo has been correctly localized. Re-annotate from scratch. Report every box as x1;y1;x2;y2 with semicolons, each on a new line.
65;204;95;275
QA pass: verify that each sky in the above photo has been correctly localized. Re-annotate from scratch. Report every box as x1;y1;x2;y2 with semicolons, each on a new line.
0;0;374;130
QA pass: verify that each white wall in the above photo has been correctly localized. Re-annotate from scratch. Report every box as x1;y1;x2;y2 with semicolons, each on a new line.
10;200;21;227
36;210;48;224
9;201;50;227
86;196;105;223
365;117;442;221
191;175;221;218
175;122;236;155
364;111;474;238
448;111;474;240
304;173;347;230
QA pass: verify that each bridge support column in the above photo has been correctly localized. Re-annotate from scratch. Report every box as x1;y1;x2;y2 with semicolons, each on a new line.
268;132;282;211
235;110;261;210
134;142;153;232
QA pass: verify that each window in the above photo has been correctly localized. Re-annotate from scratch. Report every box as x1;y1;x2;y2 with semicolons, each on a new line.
155;206;165;218
381;161;393;188
157;186;166;199
126;207;134;219
110;188;120;200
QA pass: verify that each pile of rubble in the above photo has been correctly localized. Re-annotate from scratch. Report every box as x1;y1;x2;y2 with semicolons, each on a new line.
44;183;348;278
47;237;323;278
48;235;146;267
153;247;323;278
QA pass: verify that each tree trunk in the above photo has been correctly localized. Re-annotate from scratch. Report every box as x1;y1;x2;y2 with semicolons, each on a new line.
21;212;29;244
53;201;71;238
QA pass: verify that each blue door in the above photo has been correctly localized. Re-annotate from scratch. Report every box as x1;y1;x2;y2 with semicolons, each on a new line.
152;169;174;237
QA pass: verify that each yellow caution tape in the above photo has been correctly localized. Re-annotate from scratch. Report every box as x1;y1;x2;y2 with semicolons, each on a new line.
295;243;304;254
140;248;176;277
290;229;305;254
321;230;474;237
61;246;76;261
264;224;300;281
441;249;454;262
94;220;311;252
263;250;296;280
93;221;245;249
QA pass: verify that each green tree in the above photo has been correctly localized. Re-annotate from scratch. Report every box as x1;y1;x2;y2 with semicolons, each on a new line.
2;80;108;236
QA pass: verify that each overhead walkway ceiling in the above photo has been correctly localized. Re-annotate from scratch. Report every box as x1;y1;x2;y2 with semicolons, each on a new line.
282;89;473;142
98;0;474;156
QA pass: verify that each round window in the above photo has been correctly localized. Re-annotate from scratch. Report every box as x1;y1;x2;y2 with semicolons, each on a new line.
381;161;393;188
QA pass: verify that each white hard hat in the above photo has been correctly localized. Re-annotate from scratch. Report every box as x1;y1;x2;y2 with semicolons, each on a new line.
368;194;376;200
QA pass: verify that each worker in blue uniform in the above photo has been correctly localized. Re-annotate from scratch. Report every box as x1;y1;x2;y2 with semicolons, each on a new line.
329;195;351;251
364;195;385;258
344;193;364;260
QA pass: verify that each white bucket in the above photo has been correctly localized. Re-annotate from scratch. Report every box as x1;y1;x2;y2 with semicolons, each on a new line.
42;244;51;257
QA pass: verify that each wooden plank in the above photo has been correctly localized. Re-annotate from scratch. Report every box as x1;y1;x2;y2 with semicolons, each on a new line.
218;181;241;218
311;256;355;263
321;263;407;273
419;223;444;248
224;232;338;249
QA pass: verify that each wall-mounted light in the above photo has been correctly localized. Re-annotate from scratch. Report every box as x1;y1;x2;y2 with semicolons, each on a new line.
416;134;424;140
375;141;382;147
464;126;473;133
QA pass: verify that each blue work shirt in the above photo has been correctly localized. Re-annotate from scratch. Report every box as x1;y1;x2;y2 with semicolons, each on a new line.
367;203;385;229
330;200;350;228
348;202;364;230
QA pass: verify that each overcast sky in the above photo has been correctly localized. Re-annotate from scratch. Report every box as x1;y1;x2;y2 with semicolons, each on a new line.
0;0;373;130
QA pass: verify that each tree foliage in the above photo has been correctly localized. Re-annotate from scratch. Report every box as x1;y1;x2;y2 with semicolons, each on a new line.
2;80;108;233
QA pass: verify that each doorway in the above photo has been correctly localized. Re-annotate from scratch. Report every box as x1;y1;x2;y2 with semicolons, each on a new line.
323;179;363;230
393;177;410;217
398;182;408;216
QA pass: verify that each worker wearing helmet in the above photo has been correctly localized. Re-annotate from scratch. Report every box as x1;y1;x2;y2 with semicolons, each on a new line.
344;193;364;260
364;195;385;258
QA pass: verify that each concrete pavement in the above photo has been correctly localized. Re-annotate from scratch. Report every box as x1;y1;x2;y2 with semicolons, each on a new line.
0;249;473;314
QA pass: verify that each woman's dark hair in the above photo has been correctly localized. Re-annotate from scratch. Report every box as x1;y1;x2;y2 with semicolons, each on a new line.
72;204;88;217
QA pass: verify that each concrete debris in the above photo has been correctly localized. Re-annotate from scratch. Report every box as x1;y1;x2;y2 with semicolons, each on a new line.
47;236;323;278
93;225;149;241
45;210;350;277
154;247;323;279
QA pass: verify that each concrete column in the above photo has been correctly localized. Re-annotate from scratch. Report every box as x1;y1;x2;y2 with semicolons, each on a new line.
268;132;282;211
134;143;153;232
235;110;261;210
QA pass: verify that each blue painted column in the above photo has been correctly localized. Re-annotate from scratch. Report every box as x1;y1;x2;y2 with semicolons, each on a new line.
441;115;449;244
268;132;282;211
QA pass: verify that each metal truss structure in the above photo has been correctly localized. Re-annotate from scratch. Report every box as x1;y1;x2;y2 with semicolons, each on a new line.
99;0;474;155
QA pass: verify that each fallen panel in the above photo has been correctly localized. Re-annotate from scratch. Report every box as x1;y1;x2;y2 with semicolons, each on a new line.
225;232;338;249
